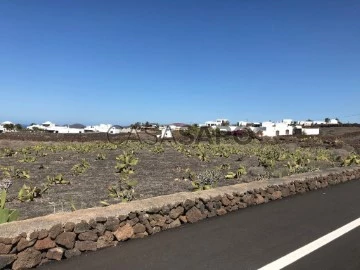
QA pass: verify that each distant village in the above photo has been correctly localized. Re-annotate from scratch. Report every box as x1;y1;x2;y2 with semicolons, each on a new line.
0;118;344;138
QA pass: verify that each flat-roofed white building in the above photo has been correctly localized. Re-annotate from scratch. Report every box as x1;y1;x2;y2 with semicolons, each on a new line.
313;121;326;125
47;126;84;134
157;126;173;139
238;121;248;127
202;121;218;128
27;121;55;131
329;119;340;125
261;122;294;137
84;124;114;133
202;119;229;129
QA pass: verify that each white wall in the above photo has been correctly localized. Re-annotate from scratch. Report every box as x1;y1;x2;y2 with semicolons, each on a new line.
108;127;122;134
168;125;188;131
48;127;84;134
261;122;293;137
302;128;320;136
158;127;173;138
217;126;239;132
119;128;136;133
84;124;113;133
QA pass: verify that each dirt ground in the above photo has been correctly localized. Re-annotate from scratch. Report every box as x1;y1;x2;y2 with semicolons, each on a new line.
0;126;359;220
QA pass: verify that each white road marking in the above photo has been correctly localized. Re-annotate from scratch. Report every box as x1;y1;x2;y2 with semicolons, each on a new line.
258;217;360;270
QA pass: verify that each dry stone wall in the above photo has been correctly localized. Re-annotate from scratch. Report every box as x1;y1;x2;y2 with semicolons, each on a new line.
0;167;359;269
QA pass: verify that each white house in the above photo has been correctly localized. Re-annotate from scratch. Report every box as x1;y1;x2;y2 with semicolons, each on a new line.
329;119;340;125
299;120;314;127
0;121;15;132
27;121;85;133
157;126;173;139
27;121;55;131
168;123;189;131
216;119;229;125
261;122;294;137
202;121;218;128
238;121;248;127
107;126;122;134
41;121;55;128
47;126;84;134
157;123;189;138
84;124;114;133
202;119;229;129
217;126;241;133
84;124;133;134
313;121;326;125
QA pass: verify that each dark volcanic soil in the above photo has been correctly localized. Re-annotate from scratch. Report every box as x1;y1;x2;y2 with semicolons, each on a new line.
0;127;359;220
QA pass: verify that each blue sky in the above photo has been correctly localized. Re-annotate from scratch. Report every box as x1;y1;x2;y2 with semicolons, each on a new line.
1;0;359;125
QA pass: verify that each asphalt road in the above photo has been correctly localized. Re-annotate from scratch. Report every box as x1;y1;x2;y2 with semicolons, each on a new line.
40;180;360;270
285;227;360;270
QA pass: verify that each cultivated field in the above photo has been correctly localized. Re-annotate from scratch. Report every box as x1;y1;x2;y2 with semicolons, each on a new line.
0;127;359;220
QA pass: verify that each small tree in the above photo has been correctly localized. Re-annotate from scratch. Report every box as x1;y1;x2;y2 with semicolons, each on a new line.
131;122;141;129
325;118;330;123
15;124;23;130
187;125;200;135
3;124;14;130
32;127;42;132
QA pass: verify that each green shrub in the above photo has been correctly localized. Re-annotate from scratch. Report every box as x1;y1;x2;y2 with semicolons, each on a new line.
18;184;42;202
96;153;106;160
108;175;138;202
0;190;19;223
72;159;90;175
191;170;221;191
18;156;37;163
2;148;17;157
225;165;247;179
341;154;360;166
115;151;138;174
46;174;70;185
1;167;30;179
